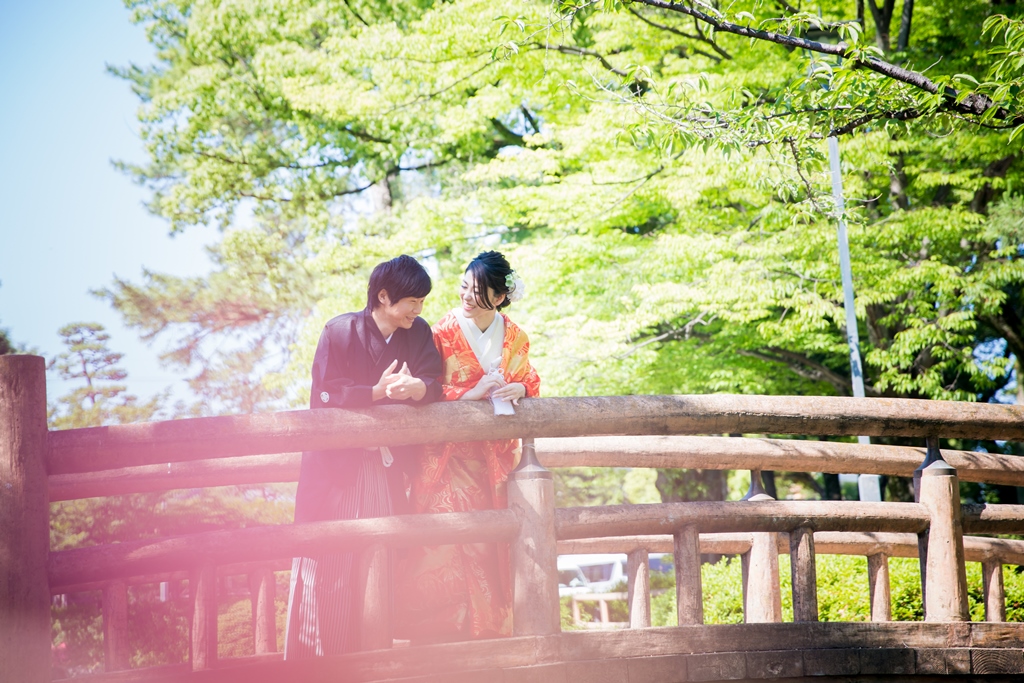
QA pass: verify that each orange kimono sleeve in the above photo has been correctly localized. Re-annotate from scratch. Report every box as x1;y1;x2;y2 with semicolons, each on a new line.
502;318;541;398
433;312;479;401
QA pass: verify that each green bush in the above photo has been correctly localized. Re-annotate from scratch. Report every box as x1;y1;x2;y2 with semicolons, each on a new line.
561;595;592;630
650;554;1024;626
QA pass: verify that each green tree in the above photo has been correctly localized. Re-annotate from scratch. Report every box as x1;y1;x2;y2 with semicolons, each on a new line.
108;0;1024;503
48;323;164;429
0;325;14;356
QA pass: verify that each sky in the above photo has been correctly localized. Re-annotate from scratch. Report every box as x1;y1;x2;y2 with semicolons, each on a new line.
0;1;214;405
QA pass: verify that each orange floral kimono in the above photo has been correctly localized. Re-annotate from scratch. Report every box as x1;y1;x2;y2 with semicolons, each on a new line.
399;310;540;642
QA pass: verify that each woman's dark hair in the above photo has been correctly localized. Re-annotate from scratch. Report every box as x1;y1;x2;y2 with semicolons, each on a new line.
367;255;432;310
465;250;514;311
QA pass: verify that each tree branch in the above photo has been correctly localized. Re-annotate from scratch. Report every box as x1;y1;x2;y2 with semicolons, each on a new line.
533;43;629;78
632;0;1019;124
626;6;731;60
737;346;879;396
783;471;826;498
520;105;542;135
341;0;370;27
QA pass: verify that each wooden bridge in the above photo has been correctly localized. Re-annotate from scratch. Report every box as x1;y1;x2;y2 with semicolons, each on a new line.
5;354;1024;682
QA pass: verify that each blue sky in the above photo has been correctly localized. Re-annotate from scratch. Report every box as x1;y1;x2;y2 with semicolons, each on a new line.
0;1;213;405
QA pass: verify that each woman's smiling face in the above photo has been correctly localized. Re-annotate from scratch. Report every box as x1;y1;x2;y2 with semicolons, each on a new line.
459;273;504;323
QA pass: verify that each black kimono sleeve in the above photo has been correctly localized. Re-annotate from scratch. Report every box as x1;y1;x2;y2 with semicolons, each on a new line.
404;318;443;405
311;325;375;409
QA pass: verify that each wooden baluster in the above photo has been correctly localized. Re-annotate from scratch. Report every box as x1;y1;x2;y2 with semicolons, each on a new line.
103;580;130;670
789;526;818;622
867;553;892;622
913;436;943;616
0;356;50;683
572;597;581;627
982;559;1006;623
917;438;969;622
626;547;651;628
742;471;782;623
745;532;782;623
358;543;391;651
673;524;703;625
248;567;277;654
599;598;610;625
507;439;560;636
190;561;218;670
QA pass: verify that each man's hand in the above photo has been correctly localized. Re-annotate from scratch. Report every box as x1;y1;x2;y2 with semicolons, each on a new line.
383;362;428;401
372;360;401;401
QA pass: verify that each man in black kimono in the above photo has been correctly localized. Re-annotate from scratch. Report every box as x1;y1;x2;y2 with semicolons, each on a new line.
285;255;443;658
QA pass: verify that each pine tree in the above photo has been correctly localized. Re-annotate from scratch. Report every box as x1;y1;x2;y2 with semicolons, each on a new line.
48;323;163;429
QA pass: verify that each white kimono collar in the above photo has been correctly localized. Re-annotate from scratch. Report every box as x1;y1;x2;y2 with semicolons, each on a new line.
454;308;504;373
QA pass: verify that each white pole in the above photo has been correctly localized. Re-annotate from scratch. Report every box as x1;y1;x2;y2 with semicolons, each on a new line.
827;137;881;501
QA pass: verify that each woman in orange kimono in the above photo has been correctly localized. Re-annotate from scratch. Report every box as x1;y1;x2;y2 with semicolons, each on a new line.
400;251;541;643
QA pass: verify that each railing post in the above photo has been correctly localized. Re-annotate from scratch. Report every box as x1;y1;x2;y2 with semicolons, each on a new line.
742;471;782;623
507;438;560;636
913;436;943;615
358;543;391;650
0;355;50;683
789;526;817;622
918;439;969;622
674;525;703;625
103;580;130;670
190;561;218;670
626;548;651;628
248;567;277;654
982;559;1006;623
867;553;892;622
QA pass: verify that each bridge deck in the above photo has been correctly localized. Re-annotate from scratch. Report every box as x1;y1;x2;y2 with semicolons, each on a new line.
60;622;1024;682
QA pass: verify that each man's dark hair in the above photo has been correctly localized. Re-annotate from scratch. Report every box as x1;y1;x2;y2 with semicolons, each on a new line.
367;255;432;310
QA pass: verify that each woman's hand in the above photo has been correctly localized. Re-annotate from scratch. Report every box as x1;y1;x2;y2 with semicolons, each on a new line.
460;373;506;401
490;382;526;405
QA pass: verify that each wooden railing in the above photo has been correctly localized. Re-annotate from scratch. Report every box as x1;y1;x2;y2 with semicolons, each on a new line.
6;355;1024;681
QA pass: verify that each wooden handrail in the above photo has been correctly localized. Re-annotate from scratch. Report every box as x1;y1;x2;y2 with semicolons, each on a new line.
46;394;1024;475
539;436;1024;485
47;509;518;592
51;559;291;596
54;497;996;595
47;436;1024;502
557;532;1024;565
48;453;301;501
555;501;930;539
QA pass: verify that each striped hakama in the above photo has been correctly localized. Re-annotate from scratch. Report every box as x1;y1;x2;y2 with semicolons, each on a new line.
284;452;393;658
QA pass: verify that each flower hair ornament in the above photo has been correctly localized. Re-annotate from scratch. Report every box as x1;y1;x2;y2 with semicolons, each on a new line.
505;270;526;303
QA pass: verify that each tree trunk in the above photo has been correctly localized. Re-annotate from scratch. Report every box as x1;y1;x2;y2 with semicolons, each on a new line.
971;155;1017;214
865;0;896;53
896;0;914;52
886;475;915;502
370;170;398;214
822;472;842;501
890;154;910;210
